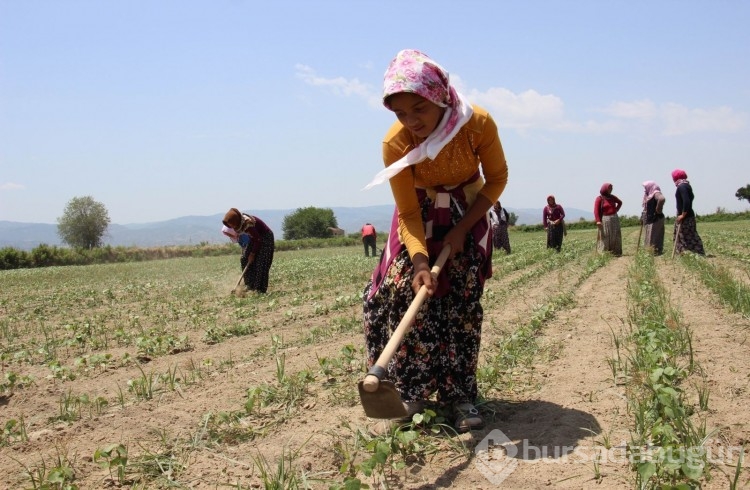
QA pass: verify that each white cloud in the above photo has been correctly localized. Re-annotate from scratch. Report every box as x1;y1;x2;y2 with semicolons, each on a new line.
296;64;746;136
295;64;381;108
600;99;746;135
467;87;566;130
601;99;658;119
1;182;26;191
297;66;573;130
660;103;745;135
448;75;566;130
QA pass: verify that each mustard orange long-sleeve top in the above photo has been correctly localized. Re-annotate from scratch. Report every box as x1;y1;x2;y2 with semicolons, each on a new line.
382;105;508;259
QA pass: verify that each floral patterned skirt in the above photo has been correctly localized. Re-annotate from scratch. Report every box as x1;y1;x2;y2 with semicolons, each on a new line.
241;231;275;293
362;201;486;404
493;222;511;254
674;217;705;255
547;223;564;251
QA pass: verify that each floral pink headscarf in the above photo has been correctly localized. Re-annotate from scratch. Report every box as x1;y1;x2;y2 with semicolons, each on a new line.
363;49;473;190
642;180;662;205
382;49;462;137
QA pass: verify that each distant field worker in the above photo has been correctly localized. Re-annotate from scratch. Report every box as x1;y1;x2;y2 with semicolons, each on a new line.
641;181;666;255
594;183;623;256
362;223;377;257
489;201;511;254
671;169;705;255
222;208;275;293
543;195;565;252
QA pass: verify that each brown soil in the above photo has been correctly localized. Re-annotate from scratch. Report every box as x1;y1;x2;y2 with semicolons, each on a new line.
1;240;749;489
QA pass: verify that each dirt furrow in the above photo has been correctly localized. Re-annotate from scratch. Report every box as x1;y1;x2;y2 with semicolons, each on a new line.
6;240;748;489
439;255;633;489
655;257;750;488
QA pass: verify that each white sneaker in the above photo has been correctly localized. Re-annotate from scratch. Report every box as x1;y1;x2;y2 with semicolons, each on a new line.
453;402;484;432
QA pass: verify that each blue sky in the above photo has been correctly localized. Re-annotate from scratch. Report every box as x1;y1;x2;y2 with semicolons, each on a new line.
1;0;748;225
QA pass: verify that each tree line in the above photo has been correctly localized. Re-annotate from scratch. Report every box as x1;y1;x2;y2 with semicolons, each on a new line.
55;188;749;249
55;197;349;248
2;190;747;271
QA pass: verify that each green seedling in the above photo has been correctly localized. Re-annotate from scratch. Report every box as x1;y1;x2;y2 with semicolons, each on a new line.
94;443;129;485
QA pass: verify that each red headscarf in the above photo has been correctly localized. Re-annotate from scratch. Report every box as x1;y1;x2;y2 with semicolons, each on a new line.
671;169;688;182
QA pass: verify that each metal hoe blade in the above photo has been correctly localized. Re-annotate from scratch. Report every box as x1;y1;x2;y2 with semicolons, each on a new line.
358;380;408;419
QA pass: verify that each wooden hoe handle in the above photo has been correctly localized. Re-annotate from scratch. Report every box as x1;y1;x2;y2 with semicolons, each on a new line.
235;259;252;288
636;221;643;253
361;245;452;393
671;222;682;259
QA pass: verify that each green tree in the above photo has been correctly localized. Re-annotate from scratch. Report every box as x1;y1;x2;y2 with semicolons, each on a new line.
508;212;519;226
282;207;338;240
57;196;111;249
736;184;750;203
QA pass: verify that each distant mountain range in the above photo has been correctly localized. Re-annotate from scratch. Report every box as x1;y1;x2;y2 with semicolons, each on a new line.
1;205;593;251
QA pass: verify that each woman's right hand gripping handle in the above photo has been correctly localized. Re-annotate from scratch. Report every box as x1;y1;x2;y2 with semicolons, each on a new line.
410;245;452;296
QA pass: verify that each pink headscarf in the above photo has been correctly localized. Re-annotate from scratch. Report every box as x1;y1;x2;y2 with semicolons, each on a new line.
382;49;462;135
363;49;473;190
599;183;613;196
642;180;662;205
671;169;689;187
221;225;239;243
